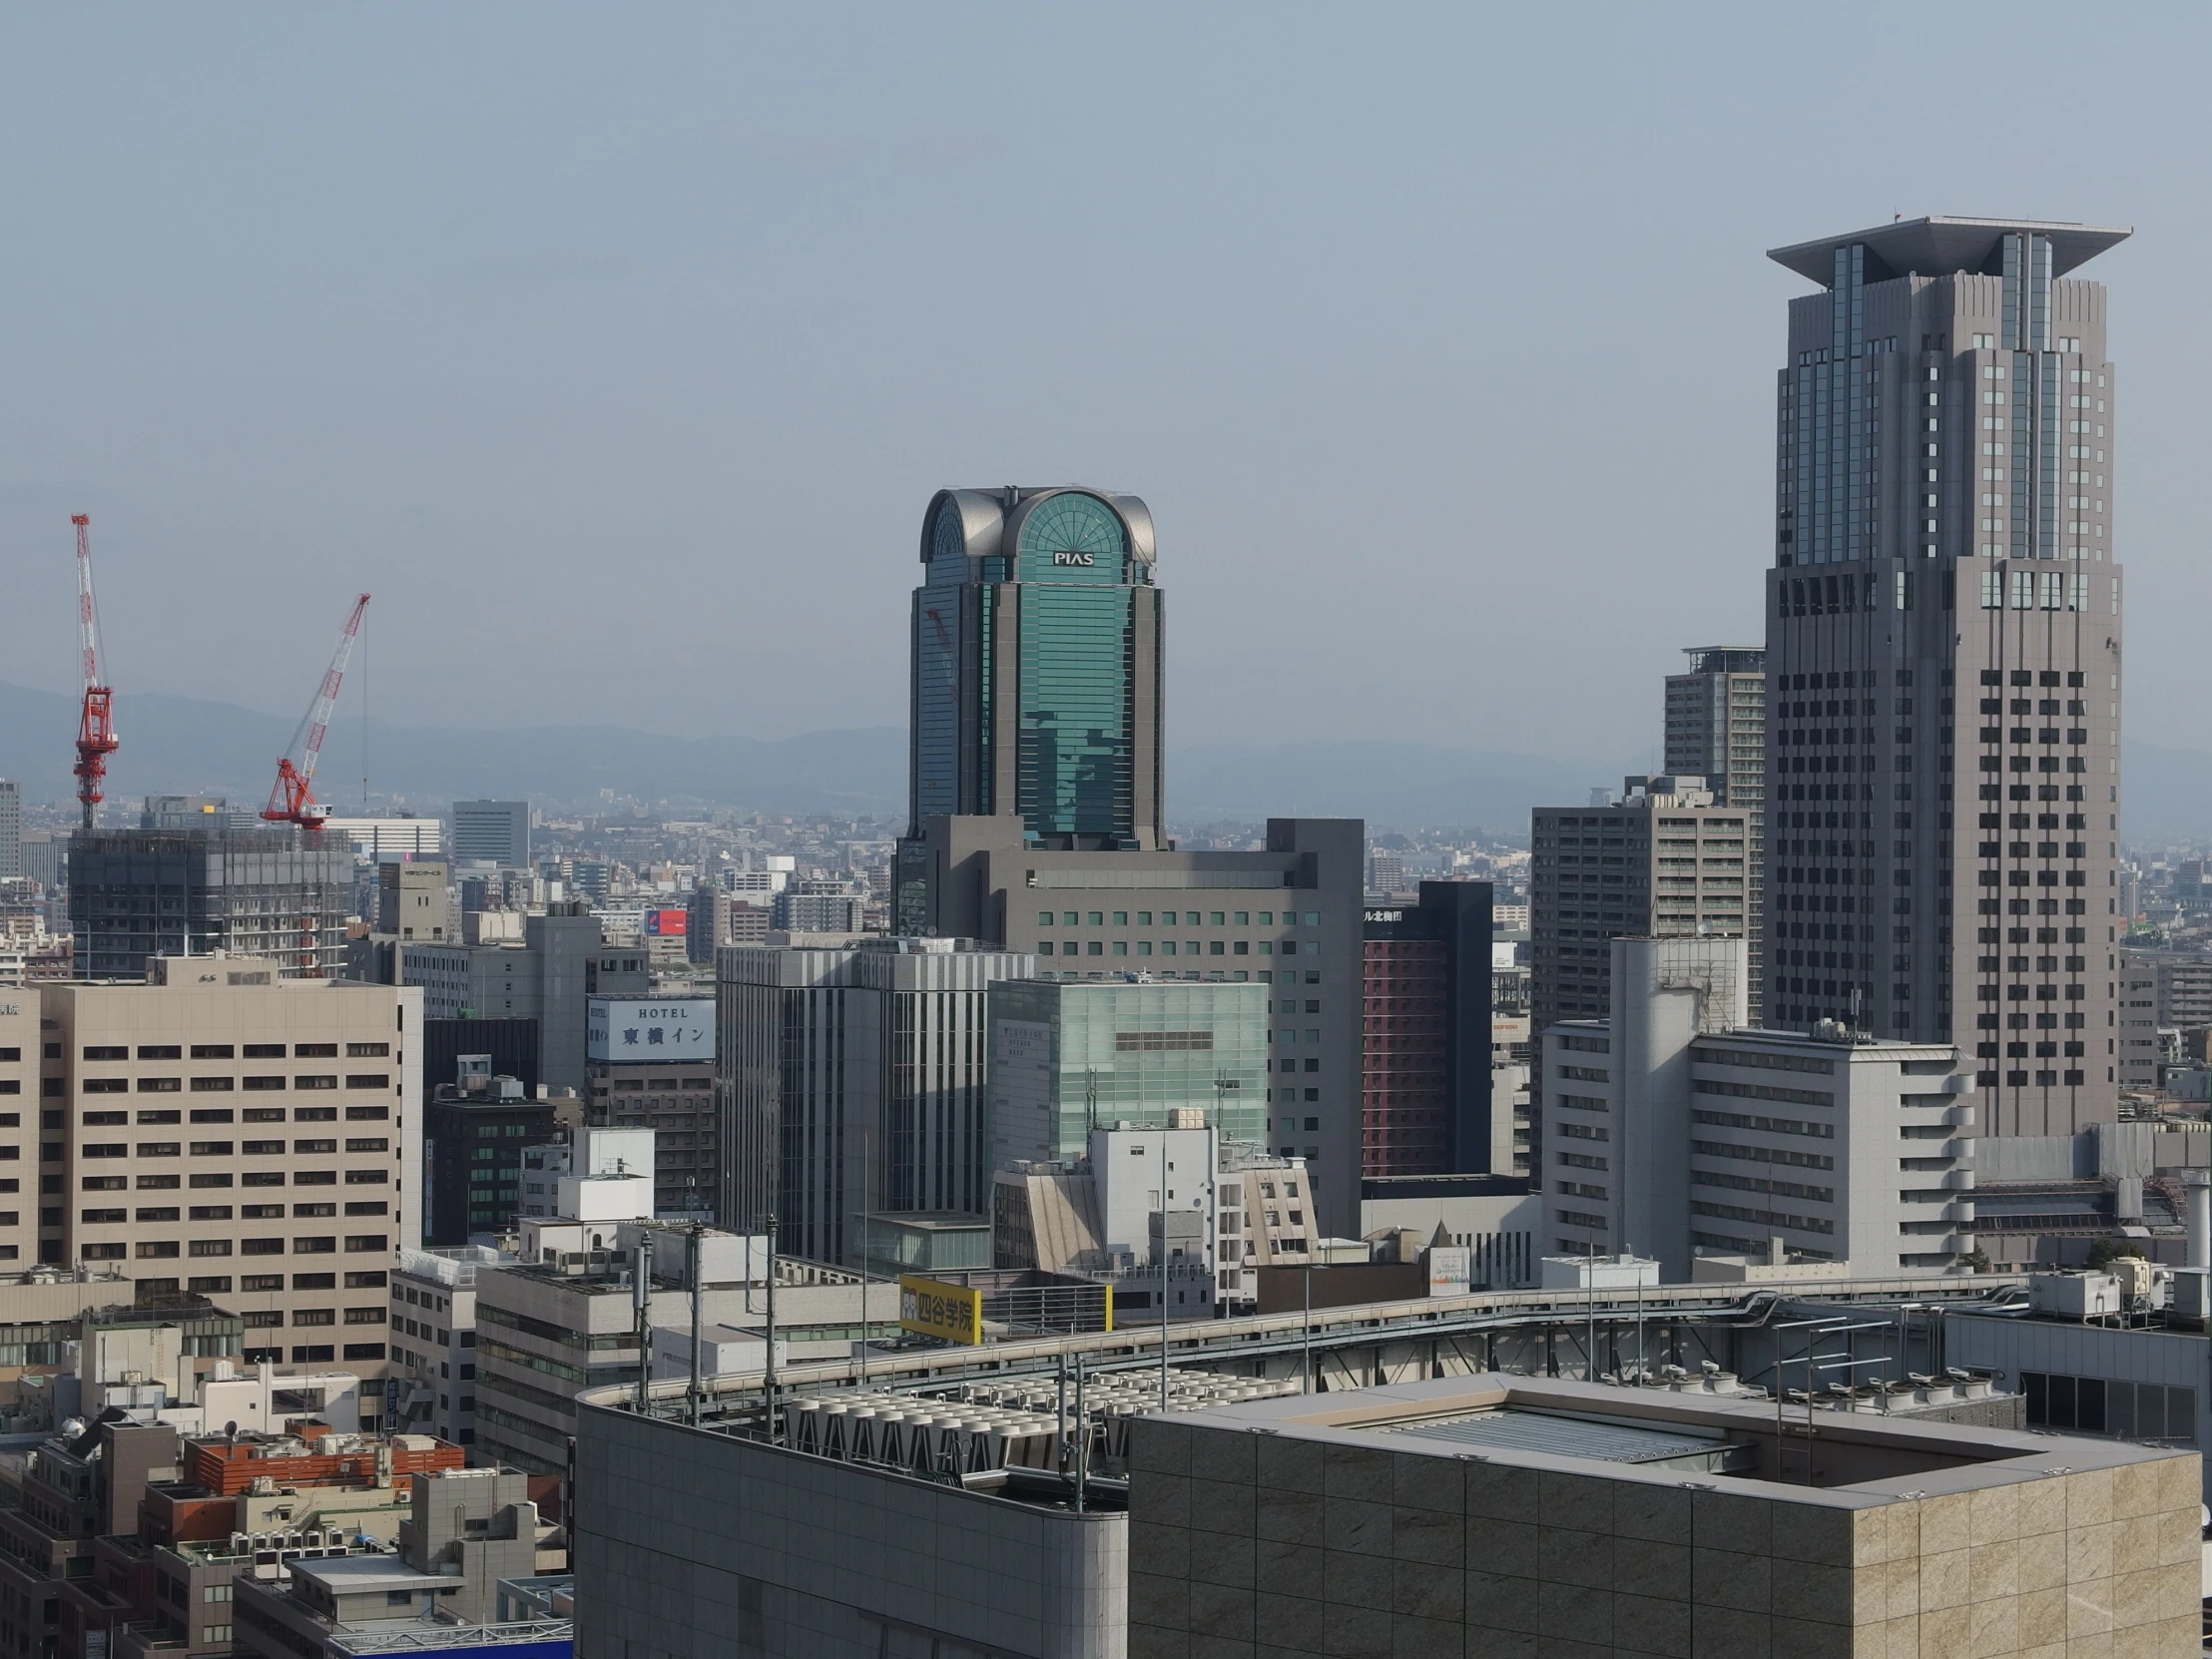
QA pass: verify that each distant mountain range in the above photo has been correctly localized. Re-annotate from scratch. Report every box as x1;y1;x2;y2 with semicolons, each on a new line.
0;681;908;818
1165;741;1645;835
7;679;2212;837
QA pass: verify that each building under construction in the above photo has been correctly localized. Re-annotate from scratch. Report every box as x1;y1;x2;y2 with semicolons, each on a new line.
54;517;367;983
66;824;353;980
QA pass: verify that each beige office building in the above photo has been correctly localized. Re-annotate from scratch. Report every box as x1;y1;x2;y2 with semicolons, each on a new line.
0;995;45;1266
35;955;420;1410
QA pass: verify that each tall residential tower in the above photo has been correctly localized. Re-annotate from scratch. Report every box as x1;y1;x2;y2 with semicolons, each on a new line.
1763;216;2128;1136
1664;648;1767;809
1663;647;1768;1016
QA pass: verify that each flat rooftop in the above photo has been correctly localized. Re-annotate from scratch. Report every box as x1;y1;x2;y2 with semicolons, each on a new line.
290;1555;459;1593
1166;1373;2180;1503
1386;1405;1748;1473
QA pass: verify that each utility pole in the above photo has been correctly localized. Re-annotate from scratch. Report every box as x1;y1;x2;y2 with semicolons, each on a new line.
688;1221;705;1427
764;1213;779;1443
858;1128;871;1387
1633;1263;1644;1384
632;1233;654;1414
1073;1352;1087;1513
1586;1240;1597;1380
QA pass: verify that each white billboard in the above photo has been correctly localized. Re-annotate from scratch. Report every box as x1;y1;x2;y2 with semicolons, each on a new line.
587;996;715;1063
1426;1246;1471;1298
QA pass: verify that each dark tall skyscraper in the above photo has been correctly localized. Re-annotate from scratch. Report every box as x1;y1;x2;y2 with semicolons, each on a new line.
907;486;1163;851
1763;216;2129;1137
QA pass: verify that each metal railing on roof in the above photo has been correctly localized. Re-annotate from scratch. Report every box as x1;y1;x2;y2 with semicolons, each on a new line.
327;1619;573;1654
579;1270;2035;1421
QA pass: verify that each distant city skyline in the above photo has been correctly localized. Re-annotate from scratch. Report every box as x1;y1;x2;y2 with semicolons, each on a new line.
0;9;2208;766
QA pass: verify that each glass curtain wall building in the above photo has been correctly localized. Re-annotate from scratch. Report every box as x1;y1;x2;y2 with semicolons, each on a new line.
1763;216;2129;1137
986;979;1267;1167
905;485;1164;864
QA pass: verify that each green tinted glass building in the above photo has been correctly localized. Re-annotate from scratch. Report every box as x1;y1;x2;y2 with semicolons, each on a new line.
986;978;1266;1166
907;485;1164;850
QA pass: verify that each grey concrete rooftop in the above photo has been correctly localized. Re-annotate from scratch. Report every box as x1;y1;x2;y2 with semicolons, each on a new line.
1163;1372;2184;1509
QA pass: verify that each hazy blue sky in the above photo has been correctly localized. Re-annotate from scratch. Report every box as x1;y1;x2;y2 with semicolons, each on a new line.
2;4;2205;762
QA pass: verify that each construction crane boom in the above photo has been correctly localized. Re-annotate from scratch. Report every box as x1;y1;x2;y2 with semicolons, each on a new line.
70;514;119;832
263;593;370;834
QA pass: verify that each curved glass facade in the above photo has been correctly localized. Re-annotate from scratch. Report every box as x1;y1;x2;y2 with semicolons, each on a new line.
1014;491;1127;581
907;486;1162;848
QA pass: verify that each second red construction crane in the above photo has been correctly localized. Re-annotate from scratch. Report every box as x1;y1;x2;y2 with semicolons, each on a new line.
263;593;370;837
71;514;119;832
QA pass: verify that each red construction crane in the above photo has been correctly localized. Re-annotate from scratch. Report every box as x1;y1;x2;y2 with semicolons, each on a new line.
70;514;119;832
263;593;370;837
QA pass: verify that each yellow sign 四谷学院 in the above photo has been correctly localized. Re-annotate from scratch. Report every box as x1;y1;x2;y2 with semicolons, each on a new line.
898;1275;982;1345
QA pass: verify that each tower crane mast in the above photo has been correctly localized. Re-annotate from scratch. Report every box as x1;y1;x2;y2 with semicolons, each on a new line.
70;514;119;833
263;594;370;838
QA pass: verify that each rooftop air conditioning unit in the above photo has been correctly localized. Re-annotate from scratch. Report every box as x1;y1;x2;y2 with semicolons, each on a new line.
2027;1271;2122;1320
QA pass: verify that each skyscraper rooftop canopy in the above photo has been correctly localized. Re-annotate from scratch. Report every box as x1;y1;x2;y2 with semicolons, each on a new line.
919;485;1155;570
1767;215;2132;287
